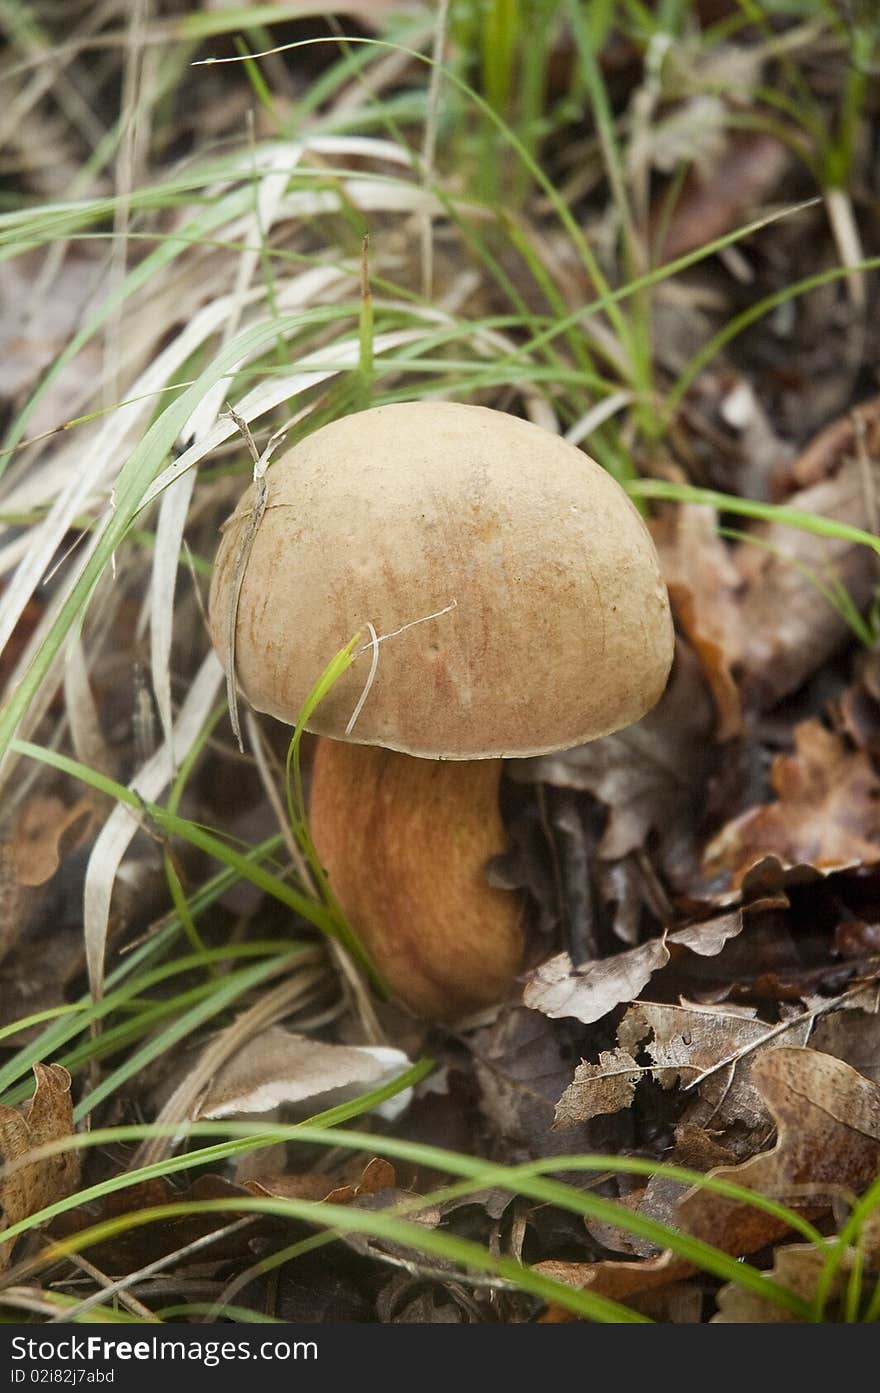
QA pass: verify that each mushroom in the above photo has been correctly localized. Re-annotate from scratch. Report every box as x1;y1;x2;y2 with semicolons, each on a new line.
208;402;674;1019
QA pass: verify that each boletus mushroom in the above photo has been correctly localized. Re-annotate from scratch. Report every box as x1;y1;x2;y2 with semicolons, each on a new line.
209;402;674;1019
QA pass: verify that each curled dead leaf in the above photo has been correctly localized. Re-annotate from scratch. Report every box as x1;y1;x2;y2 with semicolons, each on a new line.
554;999;811;1132
523;909;742;1024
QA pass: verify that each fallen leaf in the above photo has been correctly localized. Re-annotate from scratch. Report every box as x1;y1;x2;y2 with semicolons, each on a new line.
523;910;743;1024
774;394;880;494
678;1047;880;1256
0;797;94;965
196;1027;412;1120
553;998;811;1137
810;1005;880;1084
714;1211;880;1322
473;1006;597;1161
554;1049;642;1128
0;1064;81;1271
651;130;791;263
733;455;880;709
511;640;718;884
652;505;744;738
9;797;94;888
246;1157;397;1208
704;721;880;885
244;1173;342;1203
535;1046;880;1307
535;1250;691;1303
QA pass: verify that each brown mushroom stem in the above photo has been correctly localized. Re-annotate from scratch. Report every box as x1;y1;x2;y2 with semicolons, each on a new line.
308;738;523;1020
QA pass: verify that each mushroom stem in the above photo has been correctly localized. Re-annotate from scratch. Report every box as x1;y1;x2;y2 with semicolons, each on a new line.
308;738;523;1020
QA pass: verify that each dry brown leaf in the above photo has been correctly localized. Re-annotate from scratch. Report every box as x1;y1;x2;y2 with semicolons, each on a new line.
0;1063;80;1271
810;1006;880;1084
246;1157;397;1207
8;797;94;888
553;999;811;1132
473;1006;594;1161
652;505;744;739
0;797;94;965
244;1173;342;1203
678;1046;880;1255
523;910;742;1024
651;130;792;263
535;1047;880;1306
733;455;880;708
554;1049;641;1127
775;394;880;494
511;640;717;880
324;1158;398;1207
196;1027;411;1119
704;721;880;885
714;1211;880;1322
50;1175;253;1272
536;1250;692;1303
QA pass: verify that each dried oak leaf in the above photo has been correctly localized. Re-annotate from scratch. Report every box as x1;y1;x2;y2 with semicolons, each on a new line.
713;1211;880;1322
523;909;743;1024
535;1047;880;1305
678;1046;880;1255
704;720;880;886
0;1063;80;1271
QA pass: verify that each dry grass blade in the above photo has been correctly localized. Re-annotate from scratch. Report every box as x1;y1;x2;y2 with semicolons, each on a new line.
82;651;223;1002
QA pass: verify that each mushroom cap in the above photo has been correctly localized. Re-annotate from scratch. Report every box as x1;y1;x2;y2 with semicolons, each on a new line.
208;401;674;759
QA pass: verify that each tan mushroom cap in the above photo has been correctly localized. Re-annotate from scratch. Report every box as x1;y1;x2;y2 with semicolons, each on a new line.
208;401;674;759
